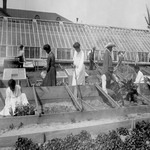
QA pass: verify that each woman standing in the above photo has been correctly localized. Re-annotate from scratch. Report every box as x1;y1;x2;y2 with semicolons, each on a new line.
72;42;85;86
0;79;29;116
41;44;56;86
16;44;25;68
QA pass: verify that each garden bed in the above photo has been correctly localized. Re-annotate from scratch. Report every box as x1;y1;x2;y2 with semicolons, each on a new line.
85;99;110;110
43;101;76;114
1;112;150;148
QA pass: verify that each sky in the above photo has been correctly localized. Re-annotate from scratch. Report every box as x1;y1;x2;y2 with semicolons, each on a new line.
1;0;150;29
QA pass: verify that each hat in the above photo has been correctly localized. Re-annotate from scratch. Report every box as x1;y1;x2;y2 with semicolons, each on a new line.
105;42;116;48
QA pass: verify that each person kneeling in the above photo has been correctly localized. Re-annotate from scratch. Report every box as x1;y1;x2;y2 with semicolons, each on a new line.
0;79;29;116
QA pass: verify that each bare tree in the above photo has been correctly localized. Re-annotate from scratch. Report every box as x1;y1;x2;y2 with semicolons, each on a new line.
145;5;150;28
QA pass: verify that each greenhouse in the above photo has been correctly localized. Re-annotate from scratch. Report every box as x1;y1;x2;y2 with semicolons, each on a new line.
0;16;150;63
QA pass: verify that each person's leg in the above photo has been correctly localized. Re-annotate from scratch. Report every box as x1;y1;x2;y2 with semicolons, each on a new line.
101;74;107;94
18;62;20;68
21;63;23;68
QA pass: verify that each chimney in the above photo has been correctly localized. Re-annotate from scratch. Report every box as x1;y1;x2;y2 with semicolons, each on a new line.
76;18;79;23
3;0;7;10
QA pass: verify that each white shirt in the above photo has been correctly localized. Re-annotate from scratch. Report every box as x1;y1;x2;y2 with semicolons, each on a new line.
134;70;144;84
6;85;22;99
72;50;85;85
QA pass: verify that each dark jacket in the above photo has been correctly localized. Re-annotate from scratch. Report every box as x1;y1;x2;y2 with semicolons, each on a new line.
102;49;112;75
42;51;56;86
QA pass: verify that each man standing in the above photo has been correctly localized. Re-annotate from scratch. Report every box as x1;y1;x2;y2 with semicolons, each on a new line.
41;44;56;86
89;47;96;70
101;42;116;94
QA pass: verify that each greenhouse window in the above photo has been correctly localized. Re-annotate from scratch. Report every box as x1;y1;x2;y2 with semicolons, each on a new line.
25;47;40;59
57;48;71;60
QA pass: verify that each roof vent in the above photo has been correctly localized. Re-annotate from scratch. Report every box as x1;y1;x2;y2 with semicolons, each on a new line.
34;15;40;19
56;17;61;21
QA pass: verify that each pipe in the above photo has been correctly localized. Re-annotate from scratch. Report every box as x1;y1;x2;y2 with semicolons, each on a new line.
3;0;7;10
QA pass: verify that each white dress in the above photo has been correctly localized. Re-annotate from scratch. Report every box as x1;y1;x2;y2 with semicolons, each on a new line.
0;85;29;116
72;50;85;85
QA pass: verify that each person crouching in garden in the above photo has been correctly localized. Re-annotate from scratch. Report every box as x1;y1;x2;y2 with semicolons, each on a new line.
41;44;56;86
0;79;29;116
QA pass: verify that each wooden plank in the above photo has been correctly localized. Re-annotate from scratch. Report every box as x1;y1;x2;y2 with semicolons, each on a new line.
65;85;82;111
95;84;120;108
0;91;5;105
32;84;42;116
138;93;150;104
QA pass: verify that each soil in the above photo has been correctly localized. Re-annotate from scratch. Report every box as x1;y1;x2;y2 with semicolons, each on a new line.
43;101;76;114
85;99;110;110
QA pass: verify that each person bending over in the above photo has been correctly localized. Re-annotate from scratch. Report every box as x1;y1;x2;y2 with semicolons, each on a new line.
0;79;29;116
